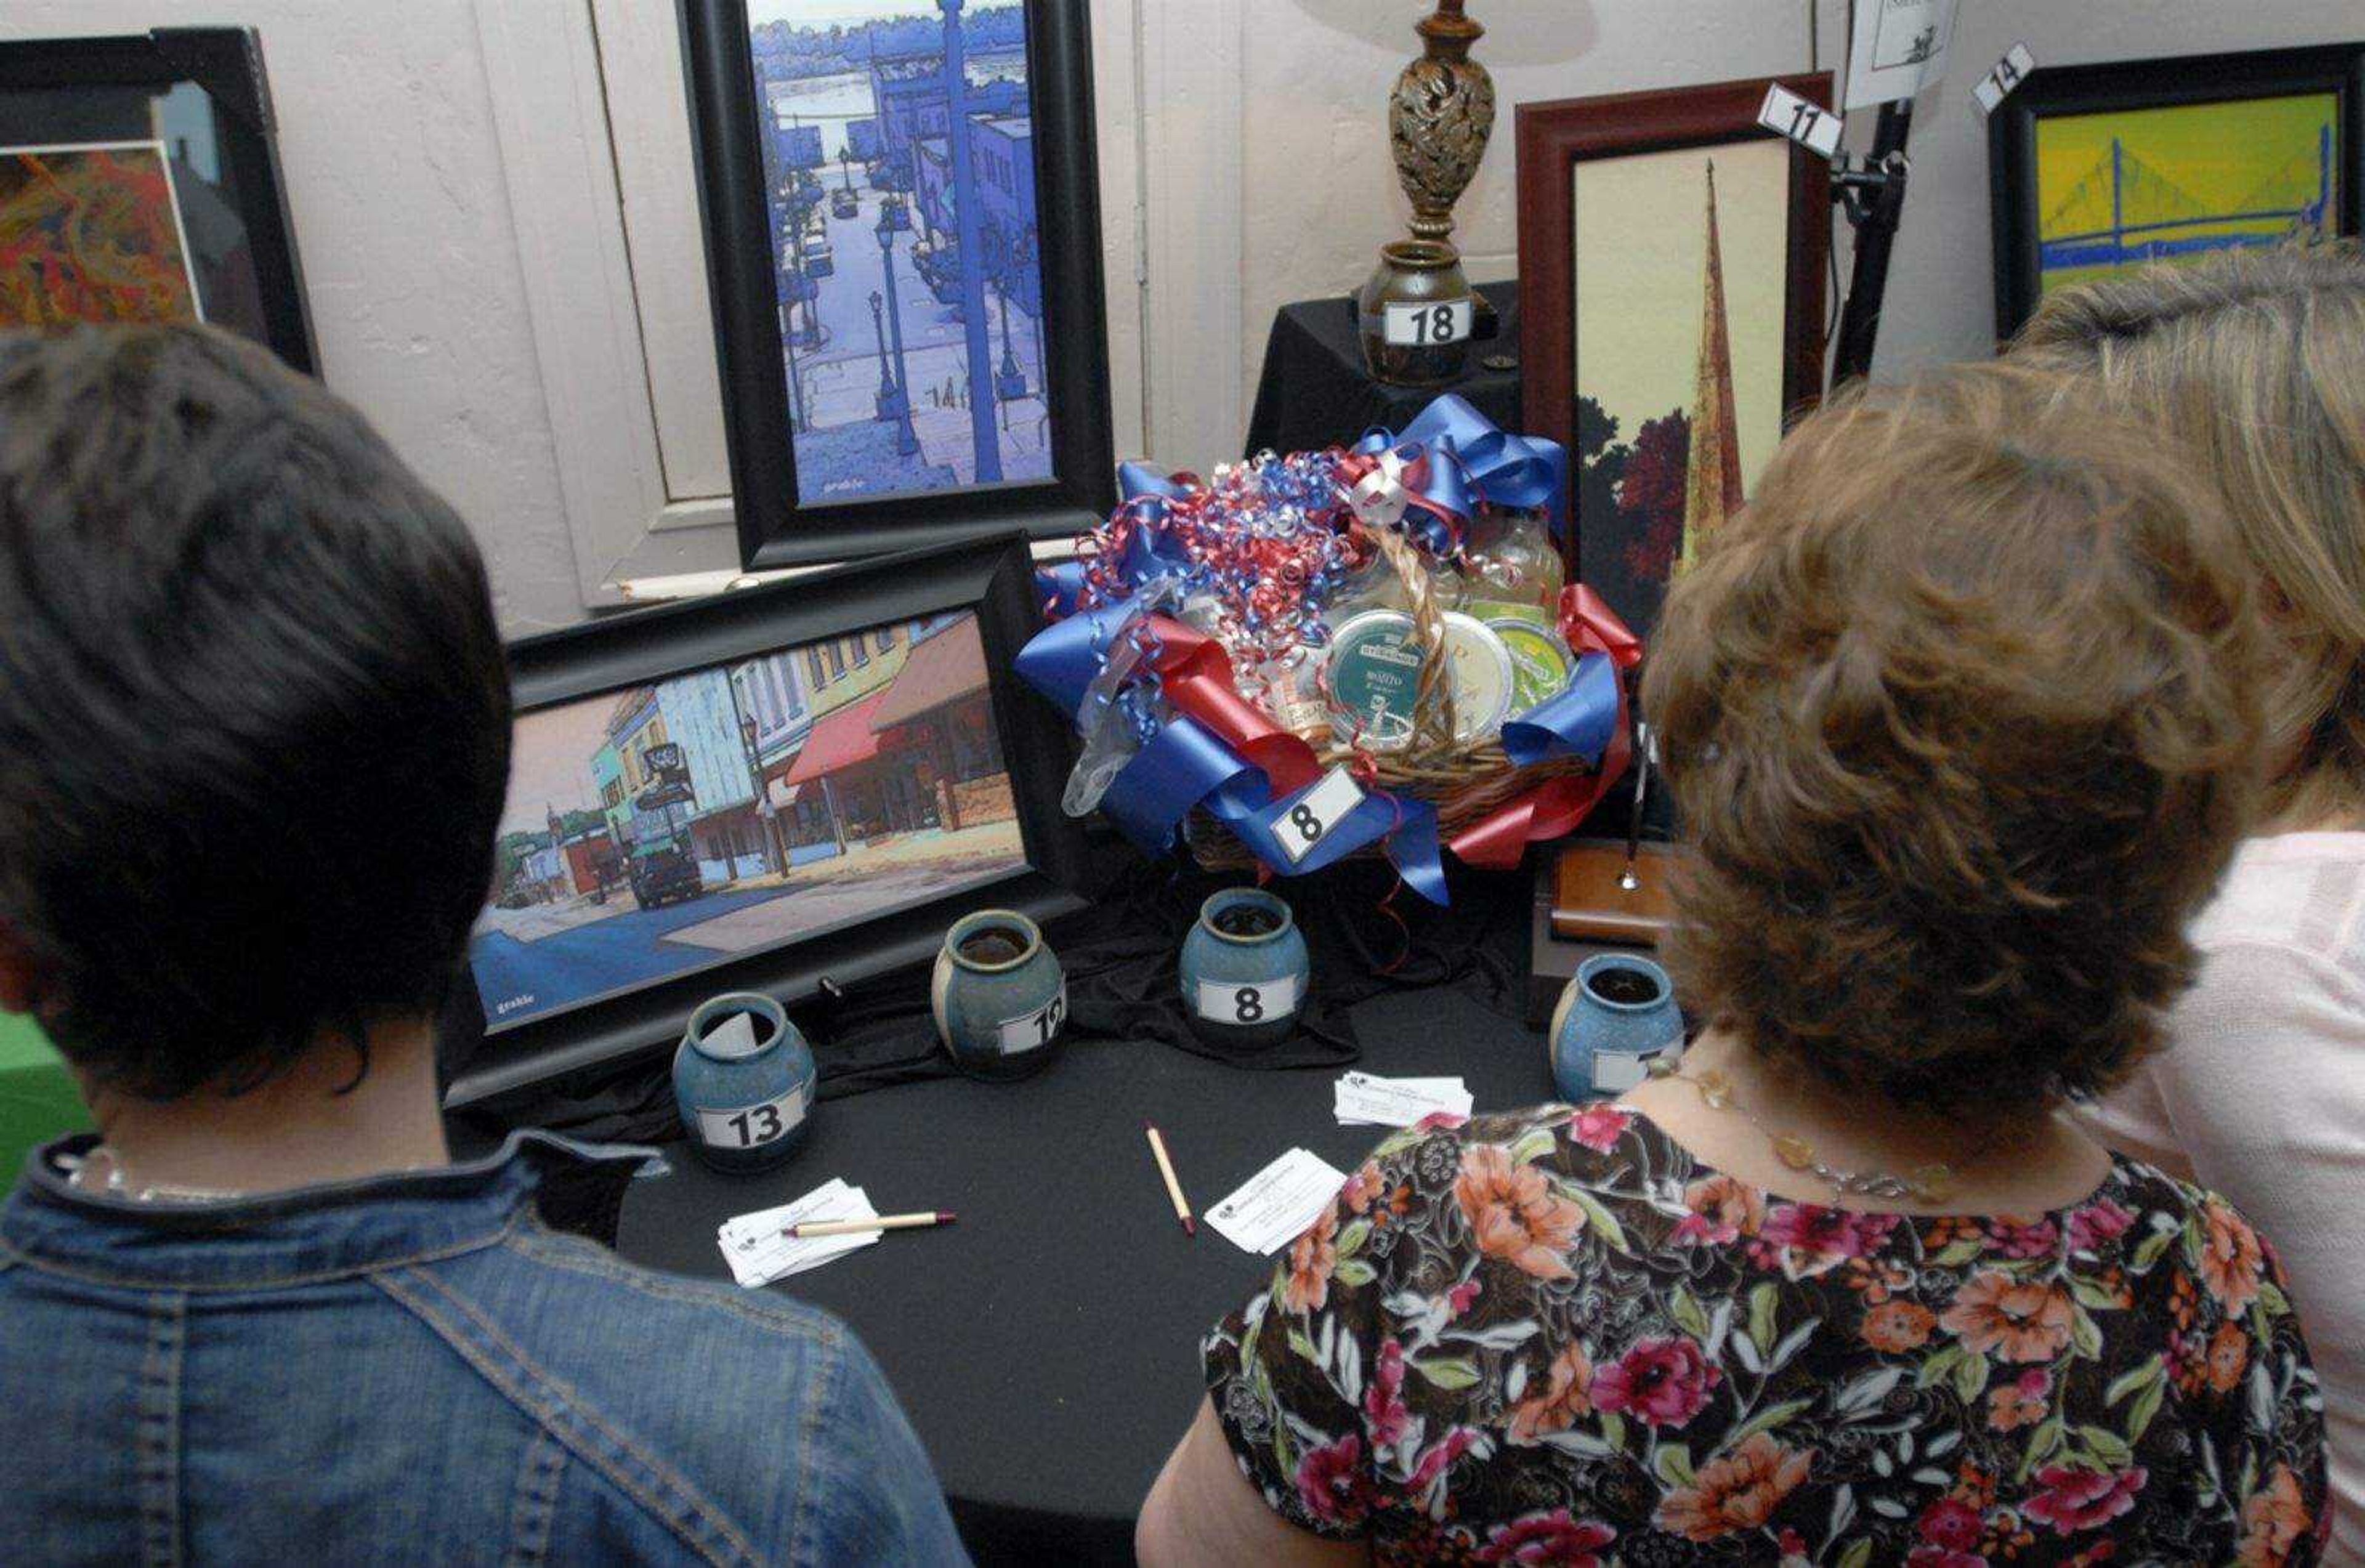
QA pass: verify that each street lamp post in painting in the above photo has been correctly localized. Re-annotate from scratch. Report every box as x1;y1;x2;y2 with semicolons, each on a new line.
738;710;784;877
938;0;1002;483
875;198;920;455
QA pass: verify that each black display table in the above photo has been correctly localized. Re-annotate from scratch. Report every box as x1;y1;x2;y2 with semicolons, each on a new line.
1243;278;1521;458
615;982;1554;1564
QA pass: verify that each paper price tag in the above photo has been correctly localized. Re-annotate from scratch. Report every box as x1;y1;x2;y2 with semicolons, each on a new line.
1273;766;1366;865
1845;0;1960;110
1971;42;2036;117
1588;1042;1681;1094
997;982;1067;1054
695;1086;806;1150
1758;84;1843;159
1381;297;1474;349
1197;971;1302;1027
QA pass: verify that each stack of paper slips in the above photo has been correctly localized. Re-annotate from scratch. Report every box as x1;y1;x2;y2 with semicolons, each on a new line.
1205;1147;1349;1254
717;1177;879;1289
1333;1070;1474;1127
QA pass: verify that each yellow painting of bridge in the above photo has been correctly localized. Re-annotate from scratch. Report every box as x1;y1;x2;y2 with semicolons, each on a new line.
2035;93;2339;294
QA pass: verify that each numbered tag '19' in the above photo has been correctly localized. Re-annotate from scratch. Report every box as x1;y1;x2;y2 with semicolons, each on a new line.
1757;83;1843;160
695;1087;806;1149
997;983;1067;1054
1381;297;1474;349
1196;972;1303;1028
1274;766;1367;866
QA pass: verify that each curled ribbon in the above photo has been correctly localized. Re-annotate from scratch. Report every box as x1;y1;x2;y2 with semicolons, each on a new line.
1338;392;1574;556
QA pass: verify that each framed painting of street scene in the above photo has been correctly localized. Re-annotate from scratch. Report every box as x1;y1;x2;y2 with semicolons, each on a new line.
1515;76;1829;642
1988;43;2363;337
0;29;315;369
442;533;1091;1108
682;0;1115;569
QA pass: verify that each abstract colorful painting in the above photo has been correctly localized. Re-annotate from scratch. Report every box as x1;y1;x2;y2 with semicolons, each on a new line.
2034;93;2340;296
0;142;201;328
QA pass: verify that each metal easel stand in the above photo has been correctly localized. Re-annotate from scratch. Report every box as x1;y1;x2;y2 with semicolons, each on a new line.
1828;99;1916;391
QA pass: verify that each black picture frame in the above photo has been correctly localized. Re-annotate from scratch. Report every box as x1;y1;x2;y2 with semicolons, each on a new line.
0;27;316;371
440;532;1091;1110
678;0;1115;571
1988;42;2365;339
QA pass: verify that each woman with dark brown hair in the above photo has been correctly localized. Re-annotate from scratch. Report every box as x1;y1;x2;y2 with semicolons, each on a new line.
1137;364;2328;1566
2016;243;2365;1560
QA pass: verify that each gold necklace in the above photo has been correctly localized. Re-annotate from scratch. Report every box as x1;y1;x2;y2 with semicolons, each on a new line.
1645;1057;1960;1206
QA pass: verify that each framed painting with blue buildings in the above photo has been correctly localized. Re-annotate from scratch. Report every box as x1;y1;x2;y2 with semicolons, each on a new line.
682;0;1114;569
1987;42;2363;337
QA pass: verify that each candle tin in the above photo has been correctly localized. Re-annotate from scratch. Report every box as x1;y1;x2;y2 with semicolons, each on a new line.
1489;616;1574;716
1323;609;1422;750
1436;611;1514;743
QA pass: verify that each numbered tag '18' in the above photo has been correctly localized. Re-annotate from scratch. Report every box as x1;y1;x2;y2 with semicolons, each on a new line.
1381;297;1474;349
695;1087;806;1149
1196;972;1302;1027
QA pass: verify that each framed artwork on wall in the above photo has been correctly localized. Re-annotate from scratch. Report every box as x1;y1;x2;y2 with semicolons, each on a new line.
1515;75;1831;642
440;531;1091;1109
681;0;1115;571
1987;42;2364;339
0;28;315;371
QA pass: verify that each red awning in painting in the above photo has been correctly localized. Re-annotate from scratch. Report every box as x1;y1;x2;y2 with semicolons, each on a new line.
783;690;907;786
871;617;987;730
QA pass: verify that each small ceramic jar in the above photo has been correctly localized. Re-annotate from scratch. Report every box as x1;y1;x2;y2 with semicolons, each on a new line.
1180;887;1312;1053
1550;953;1683;1102
673;991;817;1173
932;909;1066;1081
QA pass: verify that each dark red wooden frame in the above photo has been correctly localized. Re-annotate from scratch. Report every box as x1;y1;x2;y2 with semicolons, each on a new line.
1514;74;1833;578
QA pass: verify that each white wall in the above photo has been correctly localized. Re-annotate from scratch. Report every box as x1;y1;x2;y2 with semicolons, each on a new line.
6;2;2358;632
0;1;589;634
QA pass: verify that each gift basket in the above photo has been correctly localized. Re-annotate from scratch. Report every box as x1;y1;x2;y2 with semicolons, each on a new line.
1014;395;1639;902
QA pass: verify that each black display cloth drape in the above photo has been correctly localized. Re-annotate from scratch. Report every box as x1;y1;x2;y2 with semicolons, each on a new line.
1242;279;1521;458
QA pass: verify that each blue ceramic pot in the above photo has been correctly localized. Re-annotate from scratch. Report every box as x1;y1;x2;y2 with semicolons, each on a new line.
673;992;817;1173
931;910;1066;1081
1180;887;1311;1053
1550;953;1683;1101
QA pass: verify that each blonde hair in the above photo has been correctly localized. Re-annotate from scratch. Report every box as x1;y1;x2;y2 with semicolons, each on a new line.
1644;363;2261;1111
2014;244;2365;828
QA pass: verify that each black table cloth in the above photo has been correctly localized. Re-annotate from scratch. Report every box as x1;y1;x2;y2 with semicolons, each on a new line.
615;980;1556;1564
1243;279;1522;458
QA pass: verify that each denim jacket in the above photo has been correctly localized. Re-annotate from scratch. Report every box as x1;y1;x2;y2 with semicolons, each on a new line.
0;1132;968;1566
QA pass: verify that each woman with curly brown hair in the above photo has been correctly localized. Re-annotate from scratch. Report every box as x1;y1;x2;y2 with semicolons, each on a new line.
1138;364;2329;1566
2015;243;2365;1559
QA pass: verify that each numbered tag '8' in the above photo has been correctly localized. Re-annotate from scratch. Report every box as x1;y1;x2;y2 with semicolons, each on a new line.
1196;972;1303;1028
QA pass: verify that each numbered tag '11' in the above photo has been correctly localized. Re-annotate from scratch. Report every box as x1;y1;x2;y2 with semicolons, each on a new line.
1757;83;1843;160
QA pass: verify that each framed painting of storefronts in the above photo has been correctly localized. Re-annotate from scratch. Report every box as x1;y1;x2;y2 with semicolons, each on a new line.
442;531;1091;1108
1514;75;1831;643
681;0;1115;569
0;28;315;370
1987;42;2363;338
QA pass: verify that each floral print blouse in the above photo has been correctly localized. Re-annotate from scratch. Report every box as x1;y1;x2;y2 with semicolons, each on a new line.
1203;1104;2329;1566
